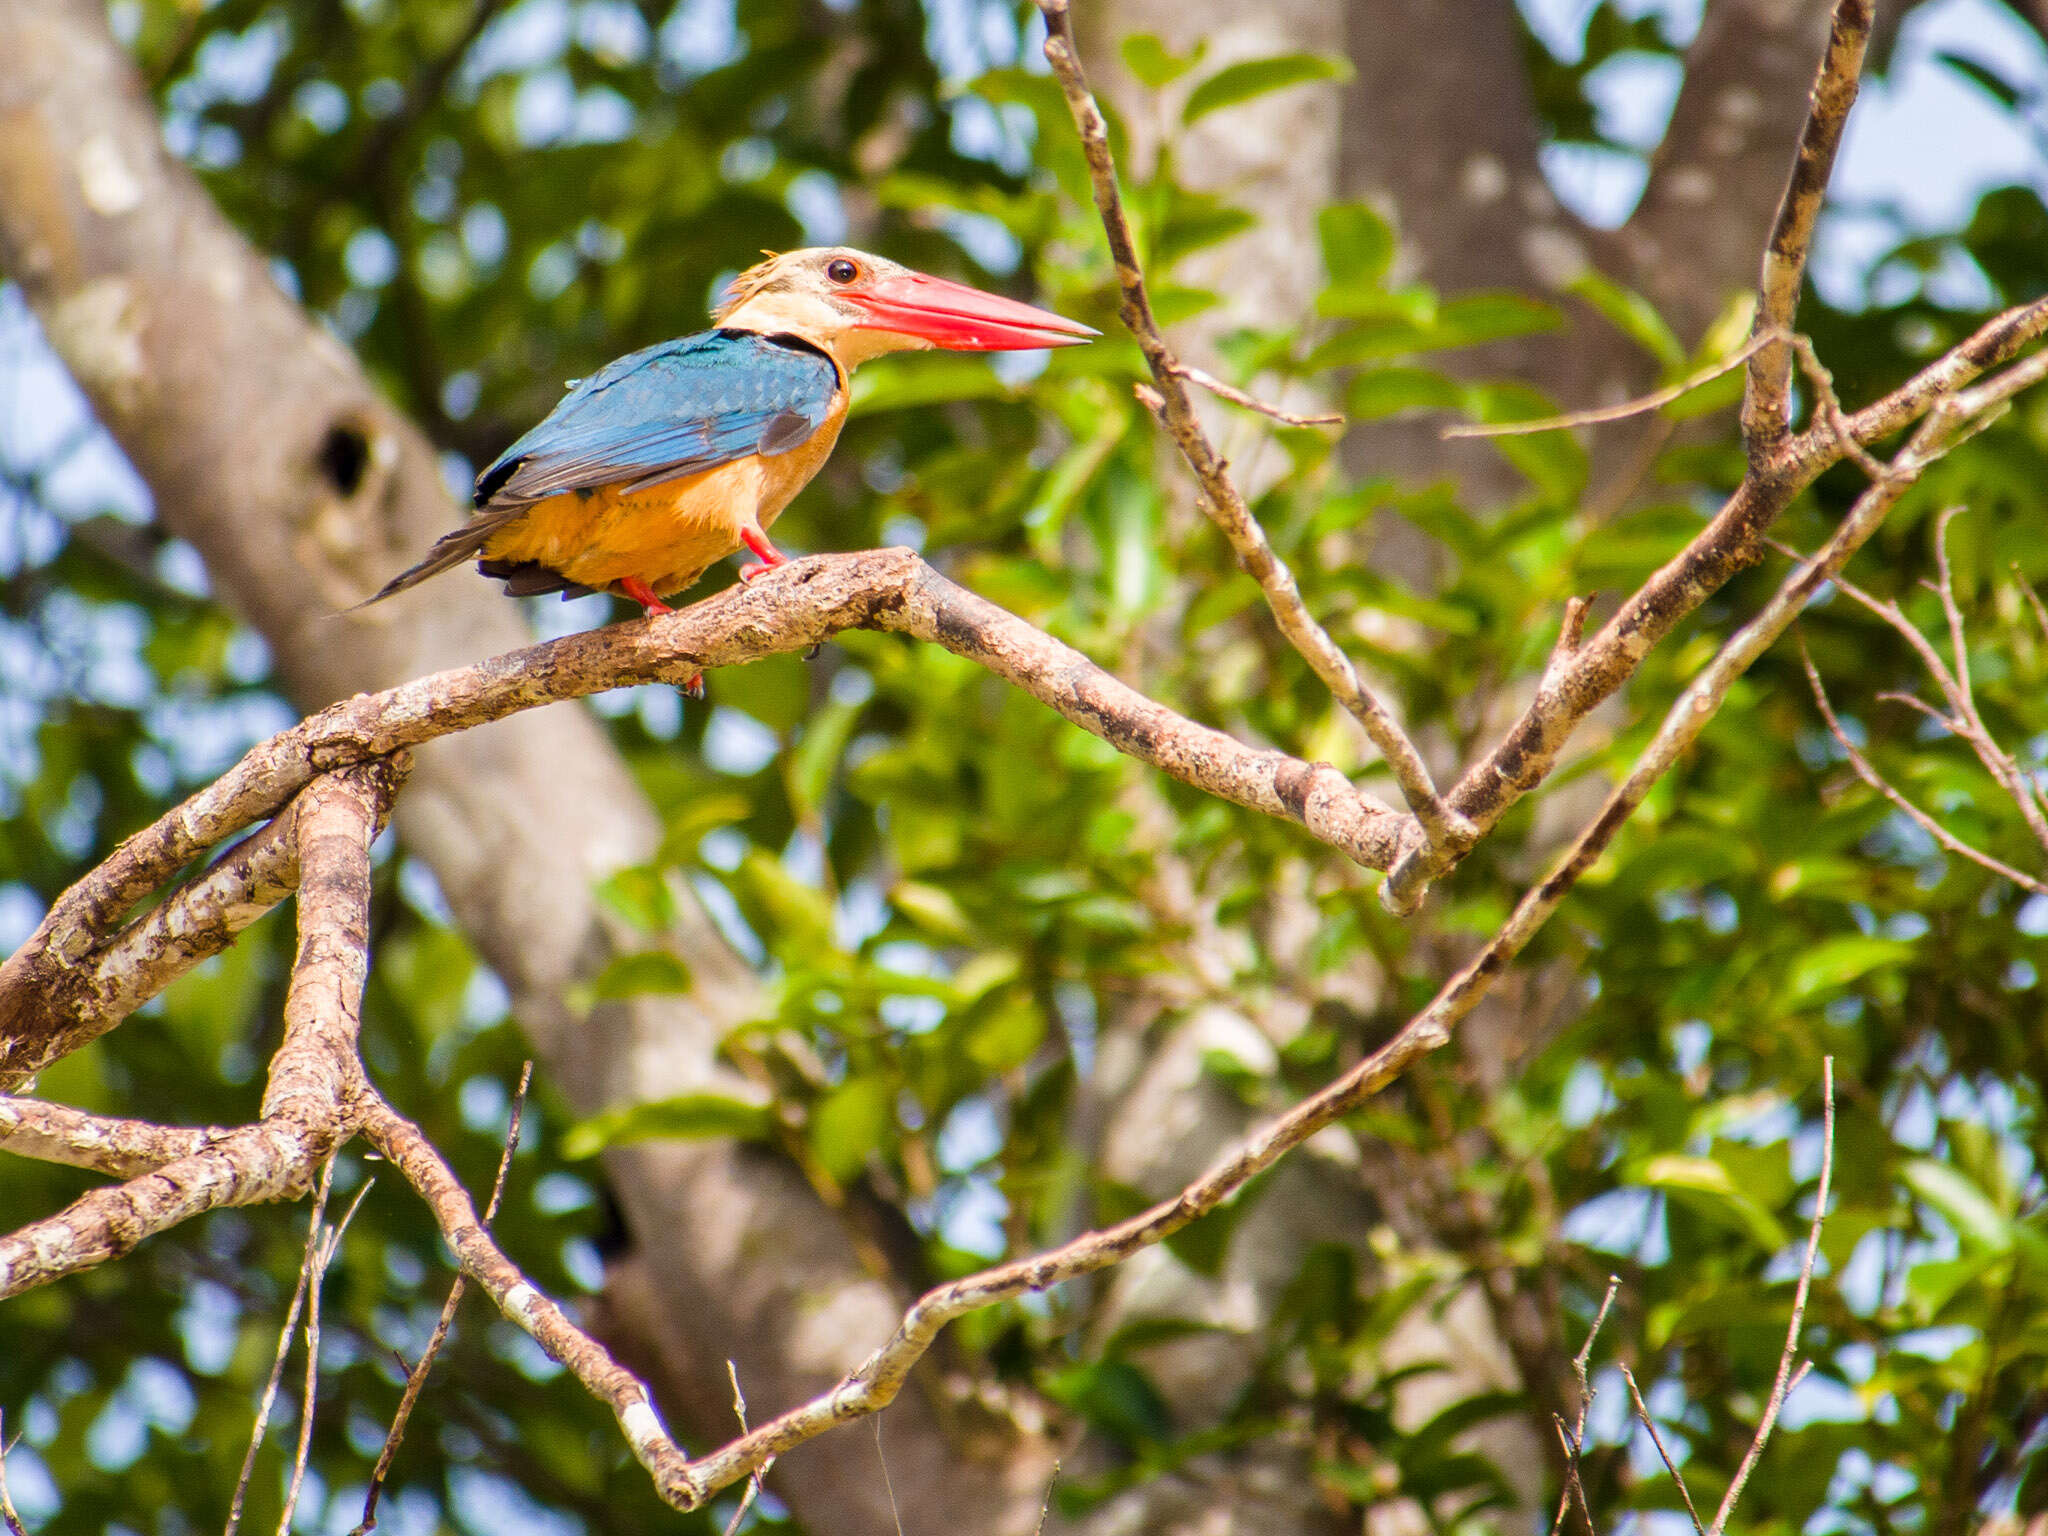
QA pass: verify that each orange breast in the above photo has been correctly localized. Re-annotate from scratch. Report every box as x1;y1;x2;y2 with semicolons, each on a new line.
480;392;848;599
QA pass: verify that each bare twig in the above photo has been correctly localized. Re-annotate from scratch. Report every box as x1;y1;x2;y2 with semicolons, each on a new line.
723;1364;771;1536
1553;1418;1599;1536
1548;1276;1621;1536
1446;332;1775;438
1034;0;1467;865
227;1158;336;1536
1621;1365;1707;1536
1799;638;2046;894
2013;562;2048;644
1786;513;2048;863
1707;1059;1836;1536
353;1064;532;1535
278;1177;373;1536
1789;334;1889;481
0;1409;27;1536
1745;0;1874;458
1166;363;1345;427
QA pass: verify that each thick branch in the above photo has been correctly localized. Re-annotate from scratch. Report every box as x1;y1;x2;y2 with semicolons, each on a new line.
0;552;1405;1084
0;765;398;1088
0;1098;231;1179
0;762;391;1298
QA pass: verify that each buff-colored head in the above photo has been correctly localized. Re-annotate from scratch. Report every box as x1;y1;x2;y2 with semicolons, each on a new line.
714;247;1097;369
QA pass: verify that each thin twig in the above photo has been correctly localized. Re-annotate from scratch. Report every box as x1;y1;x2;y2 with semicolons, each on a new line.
353;1063;532;1535
278;1177;374;1536
2012;562;2048;644
1548;1276;1621;1536
226;1158;336;1536
1446;332;1775;438
0;1409;26;1536
873;1418;903;1536
1166;363;1344;427
723;1363;771;1536
1789;334;1889;481
1620;1365;1706;1536
1033;0;1467;865
1707;1058;1835;1536
1799;637;2046;893
1554;1417;1599;1536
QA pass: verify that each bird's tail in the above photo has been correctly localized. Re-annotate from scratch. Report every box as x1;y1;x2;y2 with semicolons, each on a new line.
353;511;522;609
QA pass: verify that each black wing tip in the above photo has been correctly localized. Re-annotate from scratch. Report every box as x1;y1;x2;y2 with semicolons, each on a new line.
474;454;525;508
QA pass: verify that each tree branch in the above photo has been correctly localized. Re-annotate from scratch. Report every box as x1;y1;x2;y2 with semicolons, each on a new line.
1036;0;1469;862
1799;638;2046;894
1744;0;1874;461
0;1098;233;1179
0;760;392;1299
0;765;399;1089
0;551;1407;1086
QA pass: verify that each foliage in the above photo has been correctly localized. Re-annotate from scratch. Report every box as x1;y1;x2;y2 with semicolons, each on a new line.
3;0;2048;1532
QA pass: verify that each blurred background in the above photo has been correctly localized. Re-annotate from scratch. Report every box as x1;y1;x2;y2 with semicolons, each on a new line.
3;0;2048;1532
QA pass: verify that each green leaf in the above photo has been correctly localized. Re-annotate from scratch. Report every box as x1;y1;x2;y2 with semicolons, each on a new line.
809;1074;896;1182
1570;271;1686;372
1346;366;1464;420
570;950;693;1011
1429;291;1563;348
789;696;862;820
1636;1154;1789;1251
1318;201;1396;289
1182;53;1354;125
594;865;678;933
1786;936;1916;1005
1120;33;1205;88
563;1092;774;1158
1902;1160;2014;1252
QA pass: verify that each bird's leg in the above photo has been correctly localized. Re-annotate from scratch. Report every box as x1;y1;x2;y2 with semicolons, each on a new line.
616;576;701;698
617;575;675;616
737;528;788;583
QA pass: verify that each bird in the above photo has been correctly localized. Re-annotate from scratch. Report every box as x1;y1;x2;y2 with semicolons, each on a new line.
362;247;1097;655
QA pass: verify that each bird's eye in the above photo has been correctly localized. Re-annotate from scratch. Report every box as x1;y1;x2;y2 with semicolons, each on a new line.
826;257;859;284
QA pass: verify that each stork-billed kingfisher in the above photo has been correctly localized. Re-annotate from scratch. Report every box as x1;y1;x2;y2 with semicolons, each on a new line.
365;247;1096;624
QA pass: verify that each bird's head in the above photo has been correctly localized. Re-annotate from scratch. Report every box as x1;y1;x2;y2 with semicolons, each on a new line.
712;247;1097;368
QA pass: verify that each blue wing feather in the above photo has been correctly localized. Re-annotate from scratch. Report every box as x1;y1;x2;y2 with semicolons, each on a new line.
475;330;839;510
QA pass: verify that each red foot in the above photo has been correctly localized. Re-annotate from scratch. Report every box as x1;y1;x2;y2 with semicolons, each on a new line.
618;575;674;616
679;674;705;700
739;528;788;577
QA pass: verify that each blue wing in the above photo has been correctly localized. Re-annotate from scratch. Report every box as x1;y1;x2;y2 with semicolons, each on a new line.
473;330;841;511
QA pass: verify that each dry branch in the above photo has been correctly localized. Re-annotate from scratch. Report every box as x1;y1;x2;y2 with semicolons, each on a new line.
0;761;394;1300
352;1062;533;1535
227;1159;336;1536
0;1097;232;1179
0;551;1408;1086
1745;0;1874;459
1800;639;2047;894
1034;0;1467;861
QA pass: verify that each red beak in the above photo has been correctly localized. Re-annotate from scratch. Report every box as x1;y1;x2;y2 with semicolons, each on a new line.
844;271;1099;351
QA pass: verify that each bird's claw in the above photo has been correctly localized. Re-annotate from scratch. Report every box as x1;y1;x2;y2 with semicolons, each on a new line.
737;562;768;583
680;674;705;701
